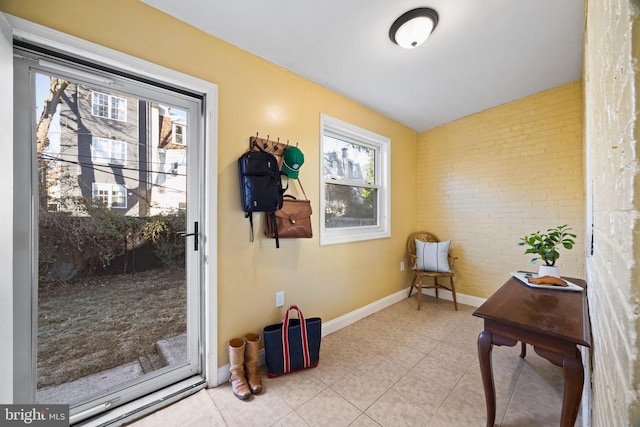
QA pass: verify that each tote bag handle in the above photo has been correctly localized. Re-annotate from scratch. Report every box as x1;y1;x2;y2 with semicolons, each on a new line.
282;305;311;372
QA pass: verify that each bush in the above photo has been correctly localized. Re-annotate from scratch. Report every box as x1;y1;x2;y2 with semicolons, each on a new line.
39;197;186;281
141;209;186;267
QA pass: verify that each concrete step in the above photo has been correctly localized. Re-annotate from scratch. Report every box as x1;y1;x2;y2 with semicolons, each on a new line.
155;334;187;367
37;361;143;404
37;334;188;404
138;347;166;374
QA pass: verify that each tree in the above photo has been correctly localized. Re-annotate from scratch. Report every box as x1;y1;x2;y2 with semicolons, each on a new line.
37;77;68;154
37;77;69;210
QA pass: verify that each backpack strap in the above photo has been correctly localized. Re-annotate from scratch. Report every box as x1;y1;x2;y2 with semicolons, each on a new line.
272;212;280;249
246;212;254;242
280;172;289;195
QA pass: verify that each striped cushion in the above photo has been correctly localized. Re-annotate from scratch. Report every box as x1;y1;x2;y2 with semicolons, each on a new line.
415;240;451;272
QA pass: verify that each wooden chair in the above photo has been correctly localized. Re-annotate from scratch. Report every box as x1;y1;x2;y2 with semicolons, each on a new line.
407;232;458;310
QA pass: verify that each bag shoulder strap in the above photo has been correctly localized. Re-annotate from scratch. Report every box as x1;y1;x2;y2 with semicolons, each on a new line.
296;177;308;200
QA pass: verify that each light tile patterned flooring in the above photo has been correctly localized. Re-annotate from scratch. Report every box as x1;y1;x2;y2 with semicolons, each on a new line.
131;296;575;426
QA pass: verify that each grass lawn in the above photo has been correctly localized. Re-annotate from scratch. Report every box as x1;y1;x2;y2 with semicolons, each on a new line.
37;267;186;388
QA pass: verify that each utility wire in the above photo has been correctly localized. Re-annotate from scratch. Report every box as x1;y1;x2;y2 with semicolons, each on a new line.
39;154;187;194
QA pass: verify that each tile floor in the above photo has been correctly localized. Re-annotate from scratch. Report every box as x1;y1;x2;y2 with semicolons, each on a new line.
130;296;577;426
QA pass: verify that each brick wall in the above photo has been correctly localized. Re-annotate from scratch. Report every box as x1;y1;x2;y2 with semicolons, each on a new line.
585;0;640;425
417;81;585;299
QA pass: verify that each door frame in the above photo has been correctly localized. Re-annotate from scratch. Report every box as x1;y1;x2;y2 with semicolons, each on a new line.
4;12;218;423
0;11;15;406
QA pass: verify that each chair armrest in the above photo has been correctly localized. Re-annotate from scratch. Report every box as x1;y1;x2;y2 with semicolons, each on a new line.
448;255;458;267
409;254;418;269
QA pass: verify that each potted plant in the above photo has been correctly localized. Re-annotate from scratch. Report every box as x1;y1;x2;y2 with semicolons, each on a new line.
518;224;576;278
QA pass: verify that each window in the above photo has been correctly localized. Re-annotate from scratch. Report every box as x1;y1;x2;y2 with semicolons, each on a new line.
320;114;390;245
173;122;186;145
92;182;127;208
91;137;126;165
92;90;127;121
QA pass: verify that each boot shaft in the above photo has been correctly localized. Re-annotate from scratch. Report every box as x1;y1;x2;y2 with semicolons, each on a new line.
244;333;260;364
228;338;250;400
244;333;262;394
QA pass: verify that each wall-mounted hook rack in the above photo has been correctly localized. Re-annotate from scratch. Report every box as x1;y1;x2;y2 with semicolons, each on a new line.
249;135;288;156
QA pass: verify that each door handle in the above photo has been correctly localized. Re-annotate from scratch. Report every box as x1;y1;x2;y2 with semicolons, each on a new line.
180;221;199;251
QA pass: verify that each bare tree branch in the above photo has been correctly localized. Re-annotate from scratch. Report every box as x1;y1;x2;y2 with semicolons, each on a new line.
36;77;68;154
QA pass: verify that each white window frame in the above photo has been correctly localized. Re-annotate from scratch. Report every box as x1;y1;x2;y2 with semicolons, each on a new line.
320;114;390;245
92;182;127;208
91;136;127;165
91;90;127;121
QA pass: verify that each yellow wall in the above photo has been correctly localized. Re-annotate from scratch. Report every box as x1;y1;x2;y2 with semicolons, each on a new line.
0;0;418;366
417;82;585;298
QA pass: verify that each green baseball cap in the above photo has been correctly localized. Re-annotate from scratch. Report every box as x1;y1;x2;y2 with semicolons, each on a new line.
282;146;304;179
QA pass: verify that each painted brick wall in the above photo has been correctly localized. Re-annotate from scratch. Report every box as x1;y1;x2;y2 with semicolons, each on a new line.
585;0;640;425
417;81;585;299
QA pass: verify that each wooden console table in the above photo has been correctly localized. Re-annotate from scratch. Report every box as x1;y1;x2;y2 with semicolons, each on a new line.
473;275;590;427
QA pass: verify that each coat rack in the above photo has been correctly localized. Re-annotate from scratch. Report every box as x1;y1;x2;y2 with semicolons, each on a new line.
248;133;308;200
249;133;289;156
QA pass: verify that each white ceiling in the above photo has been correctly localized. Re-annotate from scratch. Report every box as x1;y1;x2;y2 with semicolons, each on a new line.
141;0;584;132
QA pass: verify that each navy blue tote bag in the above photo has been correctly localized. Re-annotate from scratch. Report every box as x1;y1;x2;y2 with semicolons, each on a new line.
263;305;321;377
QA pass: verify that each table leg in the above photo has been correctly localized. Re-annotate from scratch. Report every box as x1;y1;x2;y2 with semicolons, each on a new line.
534;346;584;427
478;330;496;427
561;351;584;427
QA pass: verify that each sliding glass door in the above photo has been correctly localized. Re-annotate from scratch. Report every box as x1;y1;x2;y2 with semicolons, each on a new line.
13;46;206;423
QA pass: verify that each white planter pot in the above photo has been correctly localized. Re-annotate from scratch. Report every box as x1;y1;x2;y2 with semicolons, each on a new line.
538;265;560;278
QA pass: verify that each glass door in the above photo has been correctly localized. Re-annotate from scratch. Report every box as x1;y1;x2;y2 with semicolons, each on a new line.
14;49;205;422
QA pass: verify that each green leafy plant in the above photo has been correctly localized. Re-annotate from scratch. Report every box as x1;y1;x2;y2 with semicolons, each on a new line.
518;224;576;266
39;194;187;281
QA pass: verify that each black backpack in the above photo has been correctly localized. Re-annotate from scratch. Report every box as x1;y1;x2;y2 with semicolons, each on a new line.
238;148;286;247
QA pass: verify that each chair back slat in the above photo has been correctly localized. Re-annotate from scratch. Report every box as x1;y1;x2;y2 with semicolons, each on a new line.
407;231;439;258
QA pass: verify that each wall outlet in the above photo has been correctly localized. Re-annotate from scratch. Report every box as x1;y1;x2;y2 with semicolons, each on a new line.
400;261;405;272
276;291;285;307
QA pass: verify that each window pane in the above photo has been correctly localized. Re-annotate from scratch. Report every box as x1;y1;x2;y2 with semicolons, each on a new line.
111;96;126;121
91;138;111;163
92;92;109;117
174;124;185;145
111;185;127;207
324;183;378;228
111;140;126;165
322;136;375;185
92;183;109;205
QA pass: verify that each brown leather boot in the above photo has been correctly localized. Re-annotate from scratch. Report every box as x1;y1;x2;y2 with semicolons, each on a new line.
244;333;263;394
228;338;251;400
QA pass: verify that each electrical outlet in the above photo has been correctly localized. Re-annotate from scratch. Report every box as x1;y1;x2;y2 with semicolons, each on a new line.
276;291;285;307
400;261;405;272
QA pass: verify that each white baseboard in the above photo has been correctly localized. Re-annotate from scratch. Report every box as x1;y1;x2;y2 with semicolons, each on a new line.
216;287;485;384
418;287;486;308
320;287;409;336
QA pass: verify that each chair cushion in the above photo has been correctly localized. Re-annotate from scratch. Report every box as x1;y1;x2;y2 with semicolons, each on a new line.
415;240;451;272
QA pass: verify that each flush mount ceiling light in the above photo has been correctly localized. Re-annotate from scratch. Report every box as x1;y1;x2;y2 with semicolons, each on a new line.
389;7;439;49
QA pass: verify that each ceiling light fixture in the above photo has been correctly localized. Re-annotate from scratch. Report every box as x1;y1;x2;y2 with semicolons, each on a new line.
389;7;439;49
